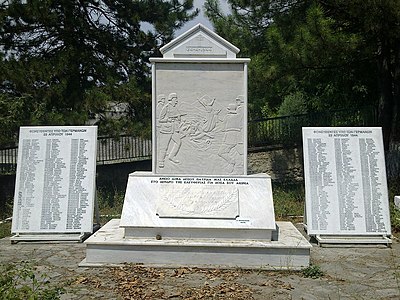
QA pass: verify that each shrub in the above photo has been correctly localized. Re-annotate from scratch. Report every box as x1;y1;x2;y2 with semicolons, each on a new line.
0;262;64;299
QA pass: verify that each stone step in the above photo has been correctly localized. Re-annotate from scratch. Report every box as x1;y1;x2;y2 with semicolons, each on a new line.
80;219;312;270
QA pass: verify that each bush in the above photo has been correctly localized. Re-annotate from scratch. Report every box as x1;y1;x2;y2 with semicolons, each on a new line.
0;262;64;299
277;92;308;117
302;265;324;279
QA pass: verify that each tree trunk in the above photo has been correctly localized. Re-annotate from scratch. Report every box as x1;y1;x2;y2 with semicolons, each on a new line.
391;39;400;145
377;39;394;150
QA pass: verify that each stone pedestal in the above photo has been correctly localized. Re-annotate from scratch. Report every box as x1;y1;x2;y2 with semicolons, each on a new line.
81;219;311;269
120;172;275;240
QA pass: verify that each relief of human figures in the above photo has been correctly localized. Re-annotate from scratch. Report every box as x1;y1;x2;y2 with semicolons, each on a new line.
156;93;244;173
158;93;186;168
188;94;221;149
218;96;244;173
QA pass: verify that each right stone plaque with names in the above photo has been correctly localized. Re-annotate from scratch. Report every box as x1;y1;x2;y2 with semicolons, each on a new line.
303;127;391;235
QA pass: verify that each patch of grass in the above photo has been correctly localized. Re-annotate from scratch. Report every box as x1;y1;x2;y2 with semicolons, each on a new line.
97;188;125;224
0;222;11;239
0;197;13;221
302;265;324;279
390;203;400;235
388;178;400;234
0;261;64;299
272;180;305;221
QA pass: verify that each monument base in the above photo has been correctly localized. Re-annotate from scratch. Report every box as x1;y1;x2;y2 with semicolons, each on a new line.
314;235;392;247
10;232;89;243
80;219;311;270
120;172;277;241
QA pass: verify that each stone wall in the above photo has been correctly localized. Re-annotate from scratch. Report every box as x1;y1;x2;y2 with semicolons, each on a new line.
248;147;304;181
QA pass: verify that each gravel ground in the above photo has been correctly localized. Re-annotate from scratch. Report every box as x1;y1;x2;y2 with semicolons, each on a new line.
1;225;399;300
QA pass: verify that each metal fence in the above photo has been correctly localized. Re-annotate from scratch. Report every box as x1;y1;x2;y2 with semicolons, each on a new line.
0;146;18;175
0;106;382;174
248;106;378;148
0;135;152;174
97;135;151;165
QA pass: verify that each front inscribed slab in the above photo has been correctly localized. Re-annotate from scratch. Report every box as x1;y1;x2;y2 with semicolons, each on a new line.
154;63;246;175
303;127;391;235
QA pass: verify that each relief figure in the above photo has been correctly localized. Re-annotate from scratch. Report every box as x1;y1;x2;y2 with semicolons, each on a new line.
158;93;185;168
188;94;222;149
218;96;244;173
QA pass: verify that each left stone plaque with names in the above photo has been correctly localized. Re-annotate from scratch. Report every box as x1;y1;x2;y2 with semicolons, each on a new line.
12;126;97;236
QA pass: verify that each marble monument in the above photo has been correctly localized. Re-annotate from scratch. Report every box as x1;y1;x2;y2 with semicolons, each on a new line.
82;24;311;269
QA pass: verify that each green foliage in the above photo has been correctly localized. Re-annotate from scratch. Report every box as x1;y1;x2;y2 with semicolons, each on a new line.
0;262;64;299
389;178;400;233
0;0;198;144
390;203;400;234
0;222;11;239
205;0;388;122
0;196;13;221
0;94;32;145
302;265;324;279
97;188;125;224
277;91;308;116
89;78;152;138
273;181;305;220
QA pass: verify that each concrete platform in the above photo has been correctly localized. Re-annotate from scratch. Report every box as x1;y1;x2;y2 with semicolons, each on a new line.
80;219;312;270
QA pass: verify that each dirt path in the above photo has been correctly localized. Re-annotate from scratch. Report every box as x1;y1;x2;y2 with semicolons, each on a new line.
1;226;399;300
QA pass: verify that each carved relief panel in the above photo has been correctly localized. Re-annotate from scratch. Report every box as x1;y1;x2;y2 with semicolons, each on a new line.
153;63;246;175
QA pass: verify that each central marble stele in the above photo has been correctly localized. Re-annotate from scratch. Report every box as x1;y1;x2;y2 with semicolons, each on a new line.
119;24;276;241
151;24;249;176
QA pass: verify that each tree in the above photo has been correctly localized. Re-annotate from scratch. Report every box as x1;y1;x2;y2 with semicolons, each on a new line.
206;0;400;149
318;0;400;148
0;0;198;143
205;0;376;118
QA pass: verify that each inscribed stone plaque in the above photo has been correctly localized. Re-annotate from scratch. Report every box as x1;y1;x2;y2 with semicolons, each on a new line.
303;127;391;235
12;126;97;234
156;185;239;219
120;172;276;231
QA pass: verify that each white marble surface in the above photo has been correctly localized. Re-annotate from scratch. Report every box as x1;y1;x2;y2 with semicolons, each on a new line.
395;196;400;209
151;24;249;176
160;23;239;59
81;219;311;270
120;172;275;235
12;126;97;234
303;127;391;236
156;185;239;219
153;63;247;175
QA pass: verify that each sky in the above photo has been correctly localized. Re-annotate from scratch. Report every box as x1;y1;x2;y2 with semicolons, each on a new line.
175;0;230;36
